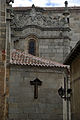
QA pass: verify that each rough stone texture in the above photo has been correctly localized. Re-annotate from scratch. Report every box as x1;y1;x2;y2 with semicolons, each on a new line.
69;10;80;48
11;6;80;63
0;1;12;120
8;6;80;120
11;6;71;63
70;56;80;120
0;0;6;119
9;65;67;120
0;4;80;120
0;65;5;120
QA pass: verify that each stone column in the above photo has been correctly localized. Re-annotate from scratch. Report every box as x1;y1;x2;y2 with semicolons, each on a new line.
0;0;6;120
0;0;13;119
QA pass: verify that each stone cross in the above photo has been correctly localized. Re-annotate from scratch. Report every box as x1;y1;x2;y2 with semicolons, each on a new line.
30;78;42;99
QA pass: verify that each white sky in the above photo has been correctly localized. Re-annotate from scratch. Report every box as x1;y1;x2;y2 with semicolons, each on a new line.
12;0;80;7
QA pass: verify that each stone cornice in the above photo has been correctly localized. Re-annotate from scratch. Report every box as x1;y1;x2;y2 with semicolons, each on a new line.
11;6;70;30
12;34;71;41
12;25;71;32
13;6;80;13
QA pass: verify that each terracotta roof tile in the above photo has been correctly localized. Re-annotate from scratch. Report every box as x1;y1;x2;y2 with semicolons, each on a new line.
10;49;68;68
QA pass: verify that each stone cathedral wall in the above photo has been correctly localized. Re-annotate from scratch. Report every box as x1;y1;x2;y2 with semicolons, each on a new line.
11;6;71;63
52;7;80;49
69;7;80;48
9;65;65;120
0;1;6;119
11;6;80;64
0;1;13;119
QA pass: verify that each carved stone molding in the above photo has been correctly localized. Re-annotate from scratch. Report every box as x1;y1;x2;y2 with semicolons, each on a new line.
11;7;69;29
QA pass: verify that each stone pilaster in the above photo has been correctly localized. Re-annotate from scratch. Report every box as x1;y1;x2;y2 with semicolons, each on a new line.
0;0;6;120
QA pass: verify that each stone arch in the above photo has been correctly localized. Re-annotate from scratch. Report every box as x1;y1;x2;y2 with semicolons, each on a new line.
24;35;39;56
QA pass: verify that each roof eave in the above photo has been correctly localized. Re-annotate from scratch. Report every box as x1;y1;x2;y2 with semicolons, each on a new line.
64;41;80;65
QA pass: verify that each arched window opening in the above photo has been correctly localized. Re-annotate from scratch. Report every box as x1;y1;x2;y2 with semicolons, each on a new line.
28;39;36;55
67;17;69;23
14;40;19;49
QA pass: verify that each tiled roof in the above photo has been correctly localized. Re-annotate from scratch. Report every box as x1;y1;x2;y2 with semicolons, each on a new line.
10;49;68;68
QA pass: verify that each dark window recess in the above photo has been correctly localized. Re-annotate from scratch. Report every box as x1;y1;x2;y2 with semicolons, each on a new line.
29;40;36;55
14;40;19;49
67;18;69;23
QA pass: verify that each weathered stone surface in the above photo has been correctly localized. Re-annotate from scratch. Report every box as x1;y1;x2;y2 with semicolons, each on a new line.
11;6;68;29
0;1;6;120
1;3;80;120
11;7;71;63
9;65;66;120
